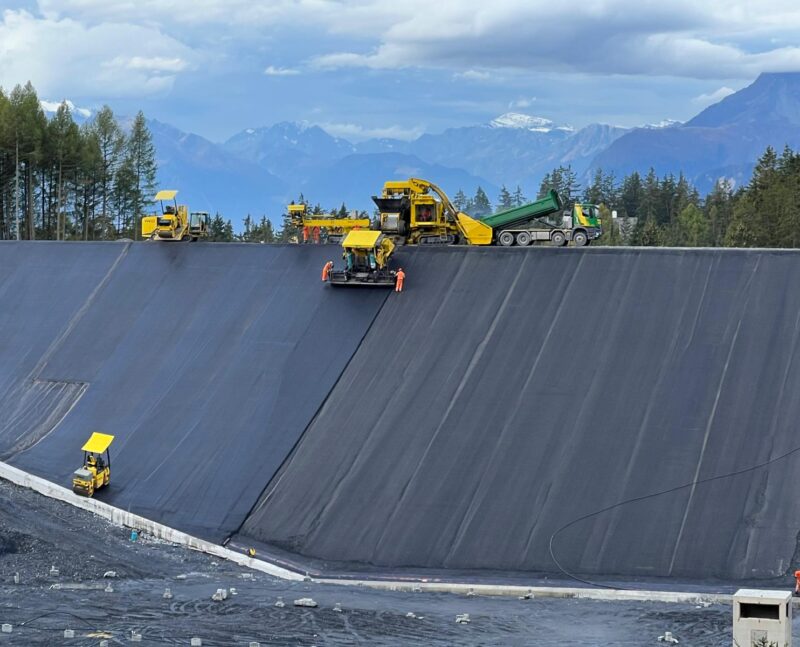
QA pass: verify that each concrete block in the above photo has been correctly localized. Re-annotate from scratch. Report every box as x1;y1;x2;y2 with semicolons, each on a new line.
64;628;75;638
1;624;11;633
191;638;202;646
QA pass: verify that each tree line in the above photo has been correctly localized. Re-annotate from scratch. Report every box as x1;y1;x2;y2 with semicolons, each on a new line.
452;144;800;248
0;82;157;240
5;79;798;248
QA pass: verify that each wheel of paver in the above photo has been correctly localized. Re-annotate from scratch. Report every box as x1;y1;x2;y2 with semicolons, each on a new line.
573;231;588;247
498;231;515;246
181;234;191;241
551;231;566;247
515;231;531;246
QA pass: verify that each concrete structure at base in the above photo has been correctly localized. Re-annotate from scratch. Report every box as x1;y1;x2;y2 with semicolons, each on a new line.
6;242;800;582
733;589;792;647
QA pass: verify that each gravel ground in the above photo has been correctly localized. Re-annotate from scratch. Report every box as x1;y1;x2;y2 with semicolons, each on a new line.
0;479;781;646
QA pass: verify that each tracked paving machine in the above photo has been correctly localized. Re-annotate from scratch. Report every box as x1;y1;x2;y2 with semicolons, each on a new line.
325;230;396;287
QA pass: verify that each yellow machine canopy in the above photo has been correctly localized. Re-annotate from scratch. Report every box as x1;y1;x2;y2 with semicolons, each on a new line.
154;190;178;201
342;230;382;249
81;432;115;453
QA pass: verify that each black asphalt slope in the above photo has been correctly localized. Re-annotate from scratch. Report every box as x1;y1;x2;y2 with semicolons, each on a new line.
0;242;125;459
242;247;800;580
2;241;387;541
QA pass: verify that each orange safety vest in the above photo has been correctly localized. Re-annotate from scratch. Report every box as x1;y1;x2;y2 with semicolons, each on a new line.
395;270;405;291
322;261;333;282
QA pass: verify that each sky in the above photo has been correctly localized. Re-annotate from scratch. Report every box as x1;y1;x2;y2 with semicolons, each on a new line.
1;1;800;142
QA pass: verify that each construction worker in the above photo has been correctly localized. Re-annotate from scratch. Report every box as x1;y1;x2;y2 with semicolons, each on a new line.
395;268;405;293
322;260;333;282
302;226;309;244
794;570;800;596
312;226;321;244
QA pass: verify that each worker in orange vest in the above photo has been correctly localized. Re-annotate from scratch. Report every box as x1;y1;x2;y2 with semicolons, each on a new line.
794;570;800;596
322;260;333;282
395;268;405;292
312;226;321;244
302;226;310;244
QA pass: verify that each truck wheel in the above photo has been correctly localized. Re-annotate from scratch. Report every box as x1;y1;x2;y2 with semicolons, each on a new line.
498;231;515;246
515;231;531;246
551;231;566;247
573;231;588;247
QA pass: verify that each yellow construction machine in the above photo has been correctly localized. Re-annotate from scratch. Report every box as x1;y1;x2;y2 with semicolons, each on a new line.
288;203;371;244
141;190;209;241
372;178;490;246
72;432;114;497
325;230;396;287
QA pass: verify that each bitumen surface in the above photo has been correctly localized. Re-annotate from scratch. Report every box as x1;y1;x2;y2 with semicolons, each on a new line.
5;241;800;584
243;246;800;580
0;479;748;646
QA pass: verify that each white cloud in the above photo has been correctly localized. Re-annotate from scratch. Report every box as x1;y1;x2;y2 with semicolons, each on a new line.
0;10;195;97
319;121;423;142
692;86;736;106
454;69;492;82
26;1;800;82
509;97;536;109
264;65;300;76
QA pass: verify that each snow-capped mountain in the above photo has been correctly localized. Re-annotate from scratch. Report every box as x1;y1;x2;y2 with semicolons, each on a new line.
489;112;575;133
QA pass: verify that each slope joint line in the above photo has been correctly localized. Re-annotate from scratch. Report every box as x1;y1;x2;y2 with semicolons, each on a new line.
30;241;132;380
232;287;393;536
667;255;761;575
449;254;586;561
596;255;708;563
382;255;531;555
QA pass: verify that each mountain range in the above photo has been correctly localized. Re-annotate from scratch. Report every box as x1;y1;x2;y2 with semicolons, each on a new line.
47;72;800;223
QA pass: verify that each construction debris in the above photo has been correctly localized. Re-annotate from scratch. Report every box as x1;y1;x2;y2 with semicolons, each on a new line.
294;597;318;608
211;588;229;602
455;614;471;625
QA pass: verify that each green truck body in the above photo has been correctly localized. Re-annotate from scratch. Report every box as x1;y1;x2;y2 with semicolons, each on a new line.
480;190;603;247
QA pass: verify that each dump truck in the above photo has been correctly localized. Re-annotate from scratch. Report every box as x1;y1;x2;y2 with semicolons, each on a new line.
289;203;371;244
474;190;603;247
141;190;209;241
72;432;114;497
325;230;396;287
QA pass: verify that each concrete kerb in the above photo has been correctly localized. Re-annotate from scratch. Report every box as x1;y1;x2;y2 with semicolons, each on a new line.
0;460;304;582
0;459;752;605
314;578;735;605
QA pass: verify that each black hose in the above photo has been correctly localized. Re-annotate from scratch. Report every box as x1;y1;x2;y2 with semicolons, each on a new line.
548;442;800;589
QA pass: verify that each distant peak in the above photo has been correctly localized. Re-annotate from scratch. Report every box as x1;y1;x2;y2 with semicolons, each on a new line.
489;112;574;133
40;99;92;119
640;119;682;130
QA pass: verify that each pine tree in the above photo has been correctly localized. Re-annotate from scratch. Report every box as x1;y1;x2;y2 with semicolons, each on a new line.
452;189;467;211
496;185;513;211
90;106;124;239
512;185;526;207
124;112;156;239
471;186;491;217
46;101;80;240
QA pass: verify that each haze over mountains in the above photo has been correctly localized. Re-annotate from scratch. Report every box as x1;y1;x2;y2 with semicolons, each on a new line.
48;73;800;222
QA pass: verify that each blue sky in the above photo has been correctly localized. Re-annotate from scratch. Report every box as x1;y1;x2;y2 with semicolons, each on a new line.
2;1;800;142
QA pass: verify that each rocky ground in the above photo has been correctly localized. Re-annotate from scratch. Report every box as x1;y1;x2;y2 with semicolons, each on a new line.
0;479;775;645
